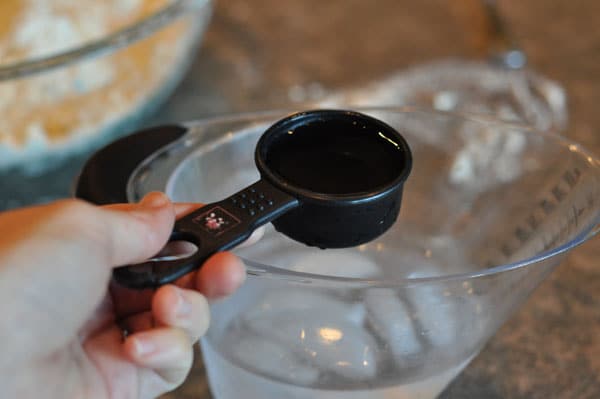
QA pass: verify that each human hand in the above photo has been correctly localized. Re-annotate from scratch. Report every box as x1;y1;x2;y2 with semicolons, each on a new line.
0;192;248;398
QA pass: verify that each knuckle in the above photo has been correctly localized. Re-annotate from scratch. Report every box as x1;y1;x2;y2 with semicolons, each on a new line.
130;211;169;251
49;199;94;223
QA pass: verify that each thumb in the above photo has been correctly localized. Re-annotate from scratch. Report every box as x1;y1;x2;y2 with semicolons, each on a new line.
100;192;176;267
0;191;176;286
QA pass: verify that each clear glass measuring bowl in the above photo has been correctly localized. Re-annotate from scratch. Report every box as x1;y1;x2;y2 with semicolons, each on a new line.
127;108;600;399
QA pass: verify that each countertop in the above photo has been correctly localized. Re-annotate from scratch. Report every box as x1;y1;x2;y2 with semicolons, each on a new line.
2;1;600;398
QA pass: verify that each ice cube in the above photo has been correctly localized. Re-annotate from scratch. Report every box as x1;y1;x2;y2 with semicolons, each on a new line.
365;290;422;361
245;312;378;381
405;270;458;348
241;287;376;380
244;288;366;326
228;333;320;385
290;250;381;278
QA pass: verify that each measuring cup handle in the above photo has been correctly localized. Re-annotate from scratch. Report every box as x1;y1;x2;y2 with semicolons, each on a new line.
112;179;300;289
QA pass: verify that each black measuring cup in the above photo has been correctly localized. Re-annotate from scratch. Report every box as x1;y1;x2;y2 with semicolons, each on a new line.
79;110;412;289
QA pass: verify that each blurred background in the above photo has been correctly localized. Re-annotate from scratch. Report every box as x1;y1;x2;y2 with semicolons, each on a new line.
1;0;599;398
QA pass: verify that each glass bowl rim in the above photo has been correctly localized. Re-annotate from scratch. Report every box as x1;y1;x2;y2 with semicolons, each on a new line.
0;0;212;81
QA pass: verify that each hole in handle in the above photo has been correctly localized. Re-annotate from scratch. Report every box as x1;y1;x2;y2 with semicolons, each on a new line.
112;231;203;289
148;240;199;262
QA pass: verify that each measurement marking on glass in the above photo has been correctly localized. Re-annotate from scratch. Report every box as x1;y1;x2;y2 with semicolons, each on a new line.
487;166;590;266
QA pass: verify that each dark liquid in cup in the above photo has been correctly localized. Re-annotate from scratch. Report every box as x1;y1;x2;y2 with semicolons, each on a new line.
266;118;405;194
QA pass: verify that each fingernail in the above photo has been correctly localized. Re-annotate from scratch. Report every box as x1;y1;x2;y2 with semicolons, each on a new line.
132;336;156;357
176;290;192;317
140;192;169;209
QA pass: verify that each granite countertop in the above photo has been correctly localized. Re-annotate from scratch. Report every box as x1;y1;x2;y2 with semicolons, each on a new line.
2;1;600;398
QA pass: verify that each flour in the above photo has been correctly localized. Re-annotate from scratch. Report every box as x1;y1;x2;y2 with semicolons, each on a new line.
0;0;208;174
0;0;152;65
